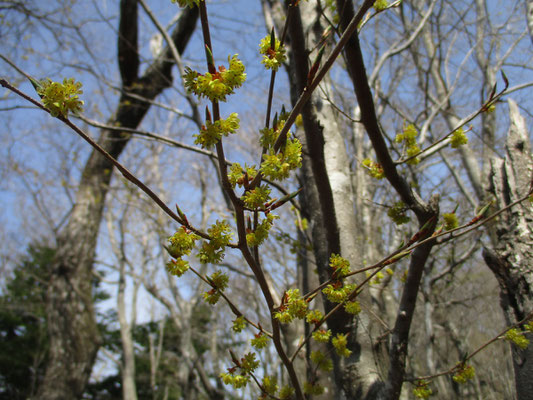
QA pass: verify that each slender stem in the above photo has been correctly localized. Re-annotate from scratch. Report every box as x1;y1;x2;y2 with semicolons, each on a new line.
412;309;533;382
196;2;304;398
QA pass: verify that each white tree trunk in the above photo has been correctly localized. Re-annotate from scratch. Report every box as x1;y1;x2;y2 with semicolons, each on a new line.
482;99;533;400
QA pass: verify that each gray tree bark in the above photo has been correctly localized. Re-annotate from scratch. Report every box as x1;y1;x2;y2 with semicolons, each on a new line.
482;99;533;400
262;1;440;398
35;3;199;398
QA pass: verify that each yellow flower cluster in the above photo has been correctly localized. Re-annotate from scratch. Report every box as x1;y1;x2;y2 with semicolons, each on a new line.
396;124;421;164
374;0;388;11
259;34;286;71
362;158;385;179
413;380;432;398
194;112;240;148
452;364;475;384
184;55;246;102
37;78;84;118
450;128;468;148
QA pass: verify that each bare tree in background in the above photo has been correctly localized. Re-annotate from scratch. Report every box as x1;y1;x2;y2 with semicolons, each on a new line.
20;2;199;398
1;0;532;399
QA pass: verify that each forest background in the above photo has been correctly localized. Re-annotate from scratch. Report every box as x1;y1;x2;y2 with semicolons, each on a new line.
0;0;532;399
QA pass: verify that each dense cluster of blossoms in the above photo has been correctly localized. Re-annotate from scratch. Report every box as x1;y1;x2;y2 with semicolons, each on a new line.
228;163;257;188
246;214;278;247
232;316;247;332
322;282;357;304
36;78;84;117
251;331;270;349
452;363;476;384
194;112;240;148
259;34;286;71
303;380;325;395
450;127;468;148
373;0;389;11
165;220;233;278
329;253;351;278
261;376;278;397
332;333;352;357
198;220;232;264
442;212;459;230
261;140;302;181
312;328;331;343
362;158;385;179
388;201;410;225
274;289;308;323
257;116;303;181
242;185;271;209
396;123;421;164
203;270;229;304
220;352;259;389
165;227;200;277
505;327;530;349
310;350;333;372
413;380;433;399
183;54;246;102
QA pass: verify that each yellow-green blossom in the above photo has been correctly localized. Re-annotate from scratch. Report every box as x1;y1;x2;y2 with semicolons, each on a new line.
203;270;229;305
303;381;325;395
332;333;352;357
329;253;351;278
396;124;421;163
306;309;324;325
388;201;410;225
261;138;302;181
251;332;270;349
166;227;199;258
450;128;468;148
373;0;388;11
505;328;530;349
246;214;277;247
310;350;333;372
242;185;271;209
262;376;278;395
220;372;250;389
323;283;357;303
37;78;84;118
367;270;385;285
166;258;190;277
362;158;385;179
259;35;286;71
197;220;232;264
194;112;240;148
286;289;308;319
228;163;257;188
443;213;459;230
413;380;433;398
453;364;475;384
312;329;332;343
232;316;247;332
279;385;295;399
183;55;246;102
344;300;361;315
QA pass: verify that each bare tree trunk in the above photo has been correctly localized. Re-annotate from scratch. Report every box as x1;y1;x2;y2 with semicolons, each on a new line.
106;207;139;400
35;3;199;398
482;99;533;400
262;1;440;398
